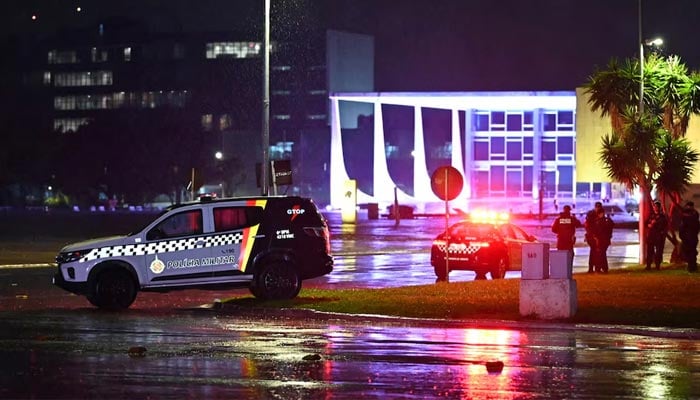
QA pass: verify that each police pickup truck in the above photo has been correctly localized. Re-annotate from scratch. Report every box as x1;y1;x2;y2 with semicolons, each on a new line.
54;196;333;309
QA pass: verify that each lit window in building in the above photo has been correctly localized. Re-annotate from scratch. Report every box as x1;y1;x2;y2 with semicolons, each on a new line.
53;118;91;133
490;111;505;131
219;114;231;130
53;91;188;111
430;142;452;159
123;47;132;62
308;89;327;95
273;114;291;120
91;47;108;63
205;42;261;59
54;71;113;87
48;50;79;64
202;114;213;131
272;65;291;71
270;141;293;158
272;90;291;96
43;71;51;85
307;114;327;120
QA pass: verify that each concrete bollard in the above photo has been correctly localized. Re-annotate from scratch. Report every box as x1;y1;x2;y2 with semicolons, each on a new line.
520;246;577;319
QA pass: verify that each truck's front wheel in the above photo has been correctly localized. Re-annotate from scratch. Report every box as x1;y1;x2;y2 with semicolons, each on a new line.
88;268;137;310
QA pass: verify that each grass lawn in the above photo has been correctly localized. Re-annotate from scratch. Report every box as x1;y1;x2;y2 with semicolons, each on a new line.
224;264;700;329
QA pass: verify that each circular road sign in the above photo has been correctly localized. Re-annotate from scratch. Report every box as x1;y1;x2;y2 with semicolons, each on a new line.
431;166;463;201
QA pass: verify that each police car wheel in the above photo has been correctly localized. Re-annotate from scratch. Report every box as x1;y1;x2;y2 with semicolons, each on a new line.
251;261;301;300
89;269;137;310
433;265;448;281
490;257;507;279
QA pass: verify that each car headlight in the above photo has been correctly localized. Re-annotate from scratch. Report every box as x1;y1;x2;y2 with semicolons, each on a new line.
56;249;91;263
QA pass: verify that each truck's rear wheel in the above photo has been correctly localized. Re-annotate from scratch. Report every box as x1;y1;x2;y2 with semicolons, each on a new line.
250;260;301;300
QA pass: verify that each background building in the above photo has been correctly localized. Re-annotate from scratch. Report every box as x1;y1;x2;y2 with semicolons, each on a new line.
7;20;373;206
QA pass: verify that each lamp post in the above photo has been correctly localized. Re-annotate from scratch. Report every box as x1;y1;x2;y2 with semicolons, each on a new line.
637;0;663;265
261;0;270;196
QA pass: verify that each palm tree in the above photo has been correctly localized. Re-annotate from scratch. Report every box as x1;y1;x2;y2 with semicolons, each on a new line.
585;54;700;265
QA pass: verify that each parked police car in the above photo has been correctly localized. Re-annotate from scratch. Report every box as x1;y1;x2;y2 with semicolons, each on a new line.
54;196;333;310
430;211;537;281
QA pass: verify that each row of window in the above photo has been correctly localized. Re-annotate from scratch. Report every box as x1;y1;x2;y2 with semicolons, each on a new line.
53;91;188;110
205;42;262;59
473;136;574;161
49;71;113;87
471;164;574;196
48;48;132;64
53;118;91;133
473;110;574;132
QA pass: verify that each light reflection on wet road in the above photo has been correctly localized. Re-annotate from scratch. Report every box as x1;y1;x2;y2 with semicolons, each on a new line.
0;309;698;399
1;212;698;398
309;212;649;288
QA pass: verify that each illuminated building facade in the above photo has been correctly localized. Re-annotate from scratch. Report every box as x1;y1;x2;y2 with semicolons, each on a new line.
329;91;579;210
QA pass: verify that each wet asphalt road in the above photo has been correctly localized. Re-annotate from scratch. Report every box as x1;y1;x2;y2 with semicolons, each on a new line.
0;211;698;399
1;305;699;399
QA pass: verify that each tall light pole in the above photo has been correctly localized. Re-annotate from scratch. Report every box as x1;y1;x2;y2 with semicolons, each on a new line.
261;0;270;196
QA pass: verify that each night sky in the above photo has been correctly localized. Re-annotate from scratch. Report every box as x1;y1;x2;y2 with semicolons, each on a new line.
3;0;700;92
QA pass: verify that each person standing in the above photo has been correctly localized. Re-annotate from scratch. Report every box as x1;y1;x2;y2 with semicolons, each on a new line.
551;205;582;256
584;202;603;273
645;201;668;270
679;201;700;272
590;207;614;273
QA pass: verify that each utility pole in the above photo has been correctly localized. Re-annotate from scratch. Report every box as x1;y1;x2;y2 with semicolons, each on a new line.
261;0;270;195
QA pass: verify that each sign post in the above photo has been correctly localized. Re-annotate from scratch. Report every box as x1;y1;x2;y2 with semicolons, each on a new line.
430;166;463;283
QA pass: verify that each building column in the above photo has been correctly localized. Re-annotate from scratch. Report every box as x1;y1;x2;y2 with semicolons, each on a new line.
372;101;397;202
533;108;544;200
413;105;435;202
329;97;351;208
463;108;474;199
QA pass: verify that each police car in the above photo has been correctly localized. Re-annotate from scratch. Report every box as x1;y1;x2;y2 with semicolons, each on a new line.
430;211;537;281
53;196;333;309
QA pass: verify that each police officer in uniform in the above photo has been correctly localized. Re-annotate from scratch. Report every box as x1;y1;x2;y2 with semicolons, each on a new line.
590;207;614;273
645;200;668;270
679;201;700;272
552;205;582;256
584;202;603;273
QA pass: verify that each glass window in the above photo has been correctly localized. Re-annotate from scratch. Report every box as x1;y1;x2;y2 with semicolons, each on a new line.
213;207;263;232
506;114;522;131
523;137;533;154
523;111;533;125
147;210;203;240
506;141;521;160
474;141;489;161
123;47;132;62
491;137;504;153
541;141;556;161
543;113;556;131
558;110;574;125
474;114;489;131
558;137;574;154
506;170;522;196
491;111;505;125
558;166;574;191
491;166;504;191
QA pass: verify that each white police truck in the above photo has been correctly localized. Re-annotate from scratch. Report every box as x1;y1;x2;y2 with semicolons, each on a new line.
54;196;333;310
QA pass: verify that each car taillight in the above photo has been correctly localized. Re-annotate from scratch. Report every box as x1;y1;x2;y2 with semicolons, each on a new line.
304;226;331;253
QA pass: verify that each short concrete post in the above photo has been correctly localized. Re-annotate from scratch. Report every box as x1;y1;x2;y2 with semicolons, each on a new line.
520;246;577;319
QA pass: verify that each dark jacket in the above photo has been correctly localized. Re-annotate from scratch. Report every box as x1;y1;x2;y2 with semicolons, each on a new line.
552;212;582;250
679;207;700;243
590;213;614;248
646;210;668;241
